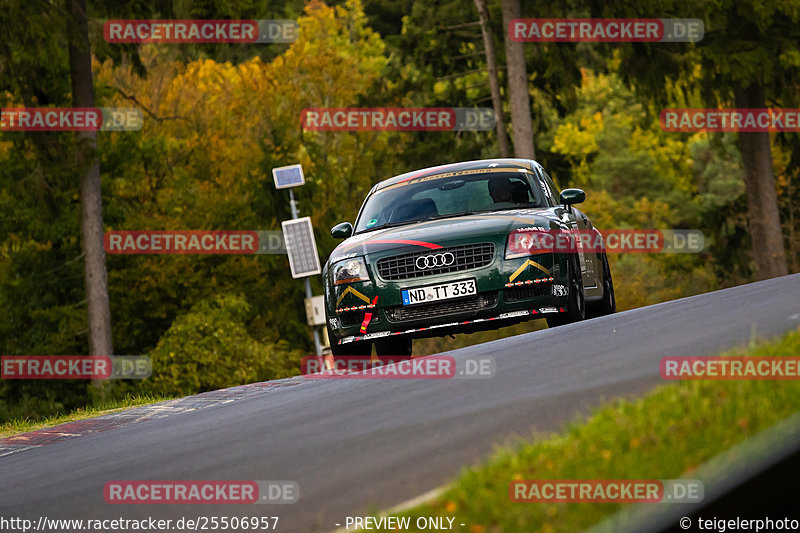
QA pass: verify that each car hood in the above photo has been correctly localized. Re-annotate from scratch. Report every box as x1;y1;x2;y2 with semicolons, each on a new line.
327;208;566;264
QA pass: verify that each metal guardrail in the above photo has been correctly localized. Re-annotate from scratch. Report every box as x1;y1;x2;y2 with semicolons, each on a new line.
585;412;800;533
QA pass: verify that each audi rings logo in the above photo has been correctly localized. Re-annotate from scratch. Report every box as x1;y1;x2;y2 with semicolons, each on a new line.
416;252;455;269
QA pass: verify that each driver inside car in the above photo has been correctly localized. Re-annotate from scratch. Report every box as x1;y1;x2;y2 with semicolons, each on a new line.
488;176;521;209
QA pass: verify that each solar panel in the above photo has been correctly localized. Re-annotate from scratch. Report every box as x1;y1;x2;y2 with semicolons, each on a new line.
272;164;305;189
282;217;321;278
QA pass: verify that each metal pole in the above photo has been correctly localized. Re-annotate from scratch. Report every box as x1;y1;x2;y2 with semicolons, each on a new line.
289;189;323;356
305;277;322;356
288;188;298;219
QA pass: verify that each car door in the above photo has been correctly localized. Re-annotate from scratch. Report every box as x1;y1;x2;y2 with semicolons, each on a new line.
533;163;600;290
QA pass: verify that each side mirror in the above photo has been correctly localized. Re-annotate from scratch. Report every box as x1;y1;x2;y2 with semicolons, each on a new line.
559;188;586;206
331;222;353;239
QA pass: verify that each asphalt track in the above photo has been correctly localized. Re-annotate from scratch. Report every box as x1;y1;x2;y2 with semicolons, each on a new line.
2;274;799;532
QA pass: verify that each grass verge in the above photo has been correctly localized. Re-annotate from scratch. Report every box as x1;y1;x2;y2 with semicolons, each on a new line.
0;394;172;439
390;328;800;532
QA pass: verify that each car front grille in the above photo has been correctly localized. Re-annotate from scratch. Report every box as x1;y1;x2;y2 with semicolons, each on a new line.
376;243;495;281
505;283;552;301
385;292;498;322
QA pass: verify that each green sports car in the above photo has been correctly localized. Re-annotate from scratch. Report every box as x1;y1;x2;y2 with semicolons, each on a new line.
323;158;615;356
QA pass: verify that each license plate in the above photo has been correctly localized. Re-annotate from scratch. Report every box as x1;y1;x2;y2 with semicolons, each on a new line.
402;279;477;306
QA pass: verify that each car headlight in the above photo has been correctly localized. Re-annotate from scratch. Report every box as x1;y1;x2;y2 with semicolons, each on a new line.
332;257;370;285
505;231;552;259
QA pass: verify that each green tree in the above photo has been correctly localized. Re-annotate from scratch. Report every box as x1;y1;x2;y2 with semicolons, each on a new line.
140;294;300;396
602;0;799;279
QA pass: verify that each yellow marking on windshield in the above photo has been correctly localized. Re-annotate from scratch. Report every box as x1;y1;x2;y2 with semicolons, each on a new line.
339;213;554;253
377;167;526;193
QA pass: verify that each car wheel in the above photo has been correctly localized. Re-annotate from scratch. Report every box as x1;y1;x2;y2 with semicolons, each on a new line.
586;252;616;318
328;324;372;356
546;255;585;328
375;335;413;356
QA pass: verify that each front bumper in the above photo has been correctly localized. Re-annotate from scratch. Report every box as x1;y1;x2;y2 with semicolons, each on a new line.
327;253;572;345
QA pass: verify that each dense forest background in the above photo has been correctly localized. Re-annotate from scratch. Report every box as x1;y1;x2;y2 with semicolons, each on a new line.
2;0;798;421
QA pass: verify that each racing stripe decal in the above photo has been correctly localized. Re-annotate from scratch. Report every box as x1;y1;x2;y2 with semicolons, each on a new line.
509;259;551;282
336;286;372;307
394;162;461;184
364;239;442;249
505;276;554;287
381;166;526;192
336;233;443;253
337;307;564;344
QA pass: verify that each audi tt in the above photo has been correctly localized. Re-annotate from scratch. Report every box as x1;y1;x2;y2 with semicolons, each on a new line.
323;158;615;356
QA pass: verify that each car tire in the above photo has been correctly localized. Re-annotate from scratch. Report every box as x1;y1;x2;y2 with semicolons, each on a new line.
546;255;586;328
375;336;413;356
586;252;616;318
328;324;372;356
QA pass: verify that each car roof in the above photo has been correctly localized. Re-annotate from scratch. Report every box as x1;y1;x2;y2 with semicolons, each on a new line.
373;158;539;191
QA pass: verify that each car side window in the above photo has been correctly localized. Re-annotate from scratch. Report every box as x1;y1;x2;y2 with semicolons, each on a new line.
536;166;560;206
543;173;560;204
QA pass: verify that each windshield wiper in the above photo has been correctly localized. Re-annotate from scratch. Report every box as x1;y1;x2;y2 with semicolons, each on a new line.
354;220;417;234
419;212;478;221
489;204;543;211
354;212;483;234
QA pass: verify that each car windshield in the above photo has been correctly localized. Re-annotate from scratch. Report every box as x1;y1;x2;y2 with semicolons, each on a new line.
354;170;546;233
